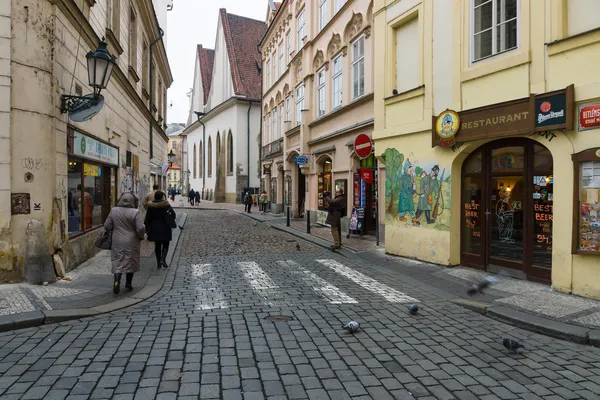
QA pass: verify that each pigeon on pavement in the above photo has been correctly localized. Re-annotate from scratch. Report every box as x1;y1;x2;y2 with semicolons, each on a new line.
408;304;419;315
342;321;360;333
467;276;497;296
503;338;525;353
296;243;301;250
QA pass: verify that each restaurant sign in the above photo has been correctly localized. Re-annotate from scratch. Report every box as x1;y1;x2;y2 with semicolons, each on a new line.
72;131;119;166
578;103;600;132
534;85;574;132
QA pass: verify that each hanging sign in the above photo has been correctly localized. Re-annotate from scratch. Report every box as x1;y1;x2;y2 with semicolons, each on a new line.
72;131;119;166
263;164;272;175
435;110;460;147
353;134;373;159
294;155;309;165
579;103;600;132
360;168;373;184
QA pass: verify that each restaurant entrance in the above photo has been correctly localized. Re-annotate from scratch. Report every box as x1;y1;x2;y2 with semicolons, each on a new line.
461;139;553;283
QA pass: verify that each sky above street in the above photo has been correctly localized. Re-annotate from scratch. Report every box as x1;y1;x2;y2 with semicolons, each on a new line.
166;0;267;124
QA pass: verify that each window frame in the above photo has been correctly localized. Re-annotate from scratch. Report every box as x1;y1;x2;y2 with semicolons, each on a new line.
317;67;326;117
128;4;137;69
470;0;520;64
227;132;234;175
279;104;284;136
272;51;277;82
272;107;278;140
286;30;292;63
351;35;365;100
319;0;329;31
265;113;271;144
334;0;345;14
266;59;271;87
295;84;305;126
572;148;600;256
332;54;343;110
278;42;284;77
297;9;306;51
286;96;291;121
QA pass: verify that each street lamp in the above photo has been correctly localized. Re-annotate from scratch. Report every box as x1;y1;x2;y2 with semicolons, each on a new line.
168;149;176;166
61;38;116;113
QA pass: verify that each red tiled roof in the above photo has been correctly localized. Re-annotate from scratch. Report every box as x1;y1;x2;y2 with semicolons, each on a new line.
197;45;215;105
220;9;266;100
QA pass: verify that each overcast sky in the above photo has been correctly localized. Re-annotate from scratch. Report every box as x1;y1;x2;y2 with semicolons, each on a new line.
166;0;267;124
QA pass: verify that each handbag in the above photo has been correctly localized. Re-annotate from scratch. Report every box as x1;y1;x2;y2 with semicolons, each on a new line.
95;228;112;250
165;208;177;229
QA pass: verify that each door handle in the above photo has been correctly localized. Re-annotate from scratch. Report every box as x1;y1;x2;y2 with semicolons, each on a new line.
485;209;491;219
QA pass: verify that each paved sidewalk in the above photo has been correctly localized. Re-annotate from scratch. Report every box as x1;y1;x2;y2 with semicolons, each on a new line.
272;224;600;345
170;195;285;221
0;213;188;332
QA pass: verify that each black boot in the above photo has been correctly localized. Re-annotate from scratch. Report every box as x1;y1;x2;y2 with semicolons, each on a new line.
155;247;162;269
113;273;122;294
161;245;169;268
125;273;133;292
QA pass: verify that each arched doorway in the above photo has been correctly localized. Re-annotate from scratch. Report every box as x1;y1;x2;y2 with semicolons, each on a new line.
461;138;553;283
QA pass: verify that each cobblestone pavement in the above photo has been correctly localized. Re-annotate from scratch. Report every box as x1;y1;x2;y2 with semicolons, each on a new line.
1;210;600;400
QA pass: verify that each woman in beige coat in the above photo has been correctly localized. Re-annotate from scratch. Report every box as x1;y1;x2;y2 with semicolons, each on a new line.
104;192;146;294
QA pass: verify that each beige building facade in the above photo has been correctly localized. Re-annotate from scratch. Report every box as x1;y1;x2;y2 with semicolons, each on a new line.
374;0;600;299
260;0;377;234
0;0;172;282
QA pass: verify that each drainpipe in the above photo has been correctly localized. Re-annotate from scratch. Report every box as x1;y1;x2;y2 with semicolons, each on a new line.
256;44;263;191
149;28;165;160
247;99;252;191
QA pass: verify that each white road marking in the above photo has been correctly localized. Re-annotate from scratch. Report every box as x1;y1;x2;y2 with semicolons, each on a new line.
277;260;357;304
191;264;229;310
316;259;419;303
237;261;286;306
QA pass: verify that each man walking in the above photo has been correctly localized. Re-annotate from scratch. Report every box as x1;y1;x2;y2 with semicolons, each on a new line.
143;184;161;210
244;192;253;213
189;188;195;206
324;189;346;249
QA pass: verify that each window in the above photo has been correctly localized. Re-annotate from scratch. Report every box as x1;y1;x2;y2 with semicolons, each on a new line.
128;6;137;68
266;59;271;87
573;148;600;254
335;0;345;13
472;0;518;62
319;0;328;30
317;68;326;117
172;141;177;149
286;31;292;63
199;141;203;175
272;52;277;82
265;113;270;144
193;144;197;178
272;108;278;140
142;40;149;92
318;159;333;210
351;36;365;99
297;10;306;50
395;18;419;93
295;84;304;126
227;131;233;174
332;55;342;109
285;96;291;121
278;42;284;77
208;137;212;177
157;80;163;118
279;104;284;136
107;0;120;37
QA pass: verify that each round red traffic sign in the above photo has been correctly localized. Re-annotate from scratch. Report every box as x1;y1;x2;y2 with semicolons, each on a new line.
353;134;373;159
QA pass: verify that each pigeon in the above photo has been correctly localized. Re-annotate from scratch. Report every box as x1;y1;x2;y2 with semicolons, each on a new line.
408;304;419;315
503;338;525;353
296;243;301;251
342;321;360;333
467;276;497;296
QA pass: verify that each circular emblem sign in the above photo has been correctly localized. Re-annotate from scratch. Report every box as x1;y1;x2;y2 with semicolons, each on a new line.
80;136;86;154
540;101;551;113
353;134;373;159
435;110;460;148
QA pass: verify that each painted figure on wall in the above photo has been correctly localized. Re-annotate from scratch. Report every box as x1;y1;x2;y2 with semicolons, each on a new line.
383;148;451;231
496;190;515;243
398;160;417;221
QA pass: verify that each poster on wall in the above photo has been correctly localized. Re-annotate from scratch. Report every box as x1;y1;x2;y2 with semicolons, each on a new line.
349;207;365;232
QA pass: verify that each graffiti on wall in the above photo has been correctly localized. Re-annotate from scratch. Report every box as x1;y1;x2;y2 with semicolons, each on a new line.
119;167;151;203
383;148;451;231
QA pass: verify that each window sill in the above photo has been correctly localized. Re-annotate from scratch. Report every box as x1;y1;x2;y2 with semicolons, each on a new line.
128;65;140;83
573;250;600;257
462;49;530;83
384;85;425;106
308;92;374;128
68;225;103;241
547;27;600;56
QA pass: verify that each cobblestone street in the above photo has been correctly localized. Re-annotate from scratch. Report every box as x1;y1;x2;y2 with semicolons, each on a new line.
0;210;600;400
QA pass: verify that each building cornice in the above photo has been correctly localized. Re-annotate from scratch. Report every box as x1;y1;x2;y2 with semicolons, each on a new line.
308;93;374;128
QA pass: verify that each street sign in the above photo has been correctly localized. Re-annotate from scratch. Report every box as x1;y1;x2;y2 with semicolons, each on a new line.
353;134;373;159
294;155;309;165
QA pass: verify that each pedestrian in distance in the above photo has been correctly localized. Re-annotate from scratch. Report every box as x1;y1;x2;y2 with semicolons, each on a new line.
244;191;253;213
259;191;268;215
145;191;176;269
143;184;162;210
103;192;146;294
324;188;346;249
189;188;195;206
195;190;201;206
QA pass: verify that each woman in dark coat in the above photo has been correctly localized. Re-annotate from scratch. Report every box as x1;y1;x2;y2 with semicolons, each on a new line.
144;191;176;268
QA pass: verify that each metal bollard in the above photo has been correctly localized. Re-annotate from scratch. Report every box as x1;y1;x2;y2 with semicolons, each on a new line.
306;210;311;234
286;206;290;227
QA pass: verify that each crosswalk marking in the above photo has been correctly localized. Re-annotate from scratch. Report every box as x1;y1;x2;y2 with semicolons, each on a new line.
277;260;358;304
191;264;229;310
316;259;419;303
237;261;286;306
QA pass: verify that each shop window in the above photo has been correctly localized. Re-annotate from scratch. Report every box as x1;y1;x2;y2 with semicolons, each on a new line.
318;159;333;210
271;177;277;205
573;148;600;254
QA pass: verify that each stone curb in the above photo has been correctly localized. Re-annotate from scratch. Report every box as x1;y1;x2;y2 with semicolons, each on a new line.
270;224;351;258
0;213;188;333
235;210;285;223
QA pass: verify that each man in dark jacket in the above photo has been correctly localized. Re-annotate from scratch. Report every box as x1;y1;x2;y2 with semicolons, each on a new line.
244;192;253;213
324;189;346;249
189;188;195;206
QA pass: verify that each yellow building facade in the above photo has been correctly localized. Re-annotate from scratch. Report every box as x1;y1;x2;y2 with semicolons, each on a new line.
373;0;600;299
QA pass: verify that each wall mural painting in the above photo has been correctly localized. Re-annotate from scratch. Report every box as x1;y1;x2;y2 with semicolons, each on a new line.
383;148;451;231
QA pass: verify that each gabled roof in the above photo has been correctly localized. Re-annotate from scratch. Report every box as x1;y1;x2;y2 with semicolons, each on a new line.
220;9;265;100
197;45;215;105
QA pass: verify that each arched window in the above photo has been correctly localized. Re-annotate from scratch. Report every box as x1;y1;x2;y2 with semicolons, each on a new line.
199;141;203;176
216;132;221;163
208;137;213;177
227;131;234;174
193;144;197;179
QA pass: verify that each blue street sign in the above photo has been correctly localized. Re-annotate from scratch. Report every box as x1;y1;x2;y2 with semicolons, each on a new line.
294;155;309;166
